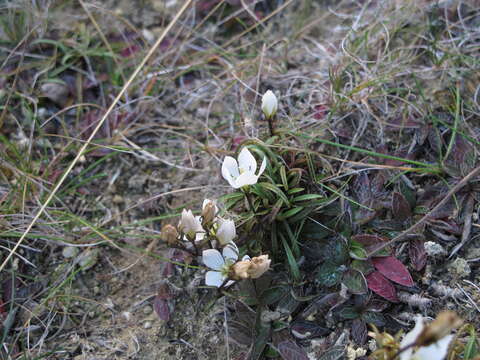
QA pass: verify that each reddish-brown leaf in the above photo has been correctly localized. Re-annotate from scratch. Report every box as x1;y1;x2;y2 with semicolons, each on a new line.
409;239;427;271
351;234;388;254
366;271;399;302
313;104;328;120
371;256;414;287
392;192;412;221
153;295;170;321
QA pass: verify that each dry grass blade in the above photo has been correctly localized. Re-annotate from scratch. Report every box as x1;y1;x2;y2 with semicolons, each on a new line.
0;0;194;273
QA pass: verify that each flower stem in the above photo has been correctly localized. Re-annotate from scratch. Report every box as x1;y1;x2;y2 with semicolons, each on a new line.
267;114;275;136
242;189;255;212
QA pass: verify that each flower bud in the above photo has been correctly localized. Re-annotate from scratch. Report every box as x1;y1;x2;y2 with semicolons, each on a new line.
160;224;179;246
216;219;236;246
202;200;217;225
261;90;278;119
247;255;271;279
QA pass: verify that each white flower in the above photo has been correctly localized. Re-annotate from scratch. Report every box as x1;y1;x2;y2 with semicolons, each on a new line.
261;90;278;119
221;147;267;189
178;209;204;240
202;242;239;287
216;219;236;246
400;317;454;360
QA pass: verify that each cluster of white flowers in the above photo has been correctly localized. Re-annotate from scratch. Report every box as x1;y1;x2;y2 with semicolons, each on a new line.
162;91;277;288
178;199;235;247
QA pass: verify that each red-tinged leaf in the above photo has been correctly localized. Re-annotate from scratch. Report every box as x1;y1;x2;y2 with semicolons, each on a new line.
277;340;309;360
157;282;173;300
371;256;414;287
366;271;398;302
153;295;170;321
313;104;328;120
120;44;141;57
162;262;174;277
392;192;412;221
409;239;427;271
352;234;389;254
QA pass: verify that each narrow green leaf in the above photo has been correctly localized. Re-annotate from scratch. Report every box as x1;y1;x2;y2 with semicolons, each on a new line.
292;194;324;202
280;165;289;191
279;232;300;282
276;207;304;221
259;182;290;205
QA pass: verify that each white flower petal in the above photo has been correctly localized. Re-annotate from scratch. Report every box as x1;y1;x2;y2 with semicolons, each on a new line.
224;280;235;287
415;335;453;360
217;219;236;245
238;148;257;174
400;317;425;360
261;90;278;118
222;156;240;185
233;172;259;188
202;249;225;270
195;231;205;243
202;199;211;209
223;242;238;262
257;156;267;177
205;271;225;287
179;209;203;236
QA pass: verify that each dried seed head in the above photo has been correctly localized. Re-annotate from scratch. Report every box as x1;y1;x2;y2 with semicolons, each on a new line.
161;224;179;246
248;255;271;279
231;260;251;280
201;201;216;225
416;311;462;347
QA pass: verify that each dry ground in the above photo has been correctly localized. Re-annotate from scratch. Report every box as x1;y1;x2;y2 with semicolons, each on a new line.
1;0;480;359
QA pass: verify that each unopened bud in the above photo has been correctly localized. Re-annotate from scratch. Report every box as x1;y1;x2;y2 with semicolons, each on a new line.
202;201;216;225
161;224;179;246
261;90;278;119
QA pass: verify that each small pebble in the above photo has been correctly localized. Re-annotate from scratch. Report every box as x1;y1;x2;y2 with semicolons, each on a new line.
62;246;79;259
144;321;152;329
143;305;153;315
448;258;471;278
112;195;124;204
424;241;446;257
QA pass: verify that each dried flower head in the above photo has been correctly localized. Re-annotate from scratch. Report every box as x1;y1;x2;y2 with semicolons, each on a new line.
201;199;218;225
399;311;462;360
231;254;271;280
248;255;271;278
160;224;179;246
